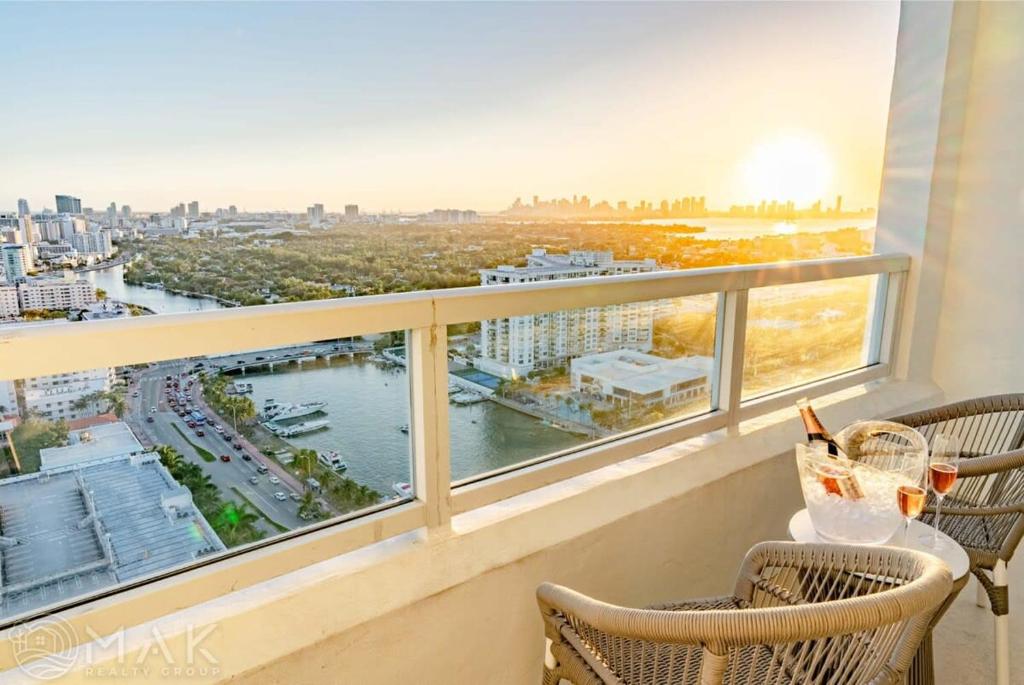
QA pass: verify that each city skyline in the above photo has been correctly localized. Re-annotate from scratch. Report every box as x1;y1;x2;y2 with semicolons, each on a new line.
1;2;899;212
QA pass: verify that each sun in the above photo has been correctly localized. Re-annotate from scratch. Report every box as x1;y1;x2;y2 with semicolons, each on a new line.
738;133;833;206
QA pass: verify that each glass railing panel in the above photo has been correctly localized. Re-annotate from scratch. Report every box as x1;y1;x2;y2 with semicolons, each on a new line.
447;293;719;481
741;274;880;399
0;334;410;622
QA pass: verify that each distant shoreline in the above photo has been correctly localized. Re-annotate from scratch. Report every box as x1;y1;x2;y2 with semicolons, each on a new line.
74;255;131;273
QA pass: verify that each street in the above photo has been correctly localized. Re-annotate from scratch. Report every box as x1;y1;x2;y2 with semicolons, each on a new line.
128;361;305;532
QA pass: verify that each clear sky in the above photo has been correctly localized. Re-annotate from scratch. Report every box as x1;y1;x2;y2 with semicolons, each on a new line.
1;2;899;214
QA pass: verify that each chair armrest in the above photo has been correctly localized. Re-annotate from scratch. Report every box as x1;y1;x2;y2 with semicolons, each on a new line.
924;502;1024;517
956;448;1024;478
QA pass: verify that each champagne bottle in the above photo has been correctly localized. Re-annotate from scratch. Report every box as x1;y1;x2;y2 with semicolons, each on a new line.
796;397;844;457
797;398;864;500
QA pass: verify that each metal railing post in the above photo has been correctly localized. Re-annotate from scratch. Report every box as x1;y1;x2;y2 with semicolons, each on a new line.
407;323;452;531
715;290;749;436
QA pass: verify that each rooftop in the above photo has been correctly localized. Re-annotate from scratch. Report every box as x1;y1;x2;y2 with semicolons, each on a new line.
38;421;144;471
0;453;224;618
572;349;714;395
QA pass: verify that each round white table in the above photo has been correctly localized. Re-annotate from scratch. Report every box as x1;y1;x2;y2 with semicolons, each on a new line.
788;508;970;685
788;508;969;579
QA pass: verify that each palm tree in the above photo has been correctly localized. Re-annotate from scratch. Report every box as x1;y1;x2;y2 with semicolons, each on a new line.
295;449;317;483
297;491;322;521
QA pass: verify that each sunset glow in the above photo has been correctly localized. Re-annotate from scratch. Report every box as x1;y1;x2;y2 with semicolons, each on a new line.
739;134;835;207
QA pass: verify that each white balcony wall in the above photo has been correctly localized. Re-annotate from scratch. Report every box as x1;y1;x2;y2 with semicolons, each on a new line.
930;2;1024;401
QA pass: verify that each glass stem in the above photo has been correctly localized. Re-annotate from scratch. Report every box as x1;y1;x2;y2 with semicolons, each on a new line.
933;496;942;547
904;517;911;546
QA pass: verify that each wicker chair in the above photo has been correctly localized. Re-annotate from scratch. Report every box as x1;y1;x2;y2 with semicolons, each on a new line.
889;393;1024;685
537;542;952;685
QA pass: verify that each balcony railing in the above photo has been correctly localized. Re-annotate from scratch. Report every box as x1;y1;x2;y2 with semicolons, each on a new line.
0;253;909;631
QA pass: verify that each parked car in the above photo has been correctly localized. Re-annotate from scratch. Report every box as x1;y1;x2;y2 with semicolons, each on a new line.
273;492;287;501
219;455;231;462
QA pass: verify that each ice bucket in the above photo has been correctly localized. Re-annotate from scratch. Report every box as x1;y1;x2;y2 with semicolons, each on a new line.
796;421;928;544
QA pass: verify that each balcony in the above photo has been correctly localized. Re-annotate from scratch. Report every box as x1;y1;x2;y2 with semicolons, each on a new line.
1;2;1023;684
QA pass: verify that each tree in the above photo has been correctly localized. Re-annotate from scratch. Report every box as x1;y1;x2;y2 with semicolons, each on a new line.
214;501;263;546
294;449;318;483
297;491;323;521
71;390;127;418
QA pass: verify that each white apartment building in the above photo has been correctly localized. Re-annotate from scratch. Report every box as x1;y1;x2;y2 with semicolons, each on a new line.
0;285;18;319
477;250;658;379
21;367;114;421
72;229;115;258
17;276;97;311
1;244;33;283
571;349;714;410
0;379;17;417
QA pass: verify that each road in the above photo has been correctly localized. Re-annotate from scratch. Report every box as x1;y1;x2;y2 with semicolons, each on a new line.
128;362;305;532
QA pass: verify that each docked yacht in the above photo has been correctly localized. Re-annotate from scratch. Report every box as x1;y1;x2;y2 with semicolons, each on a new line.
268;419;330;437
263;399;328;421
317;450;349;472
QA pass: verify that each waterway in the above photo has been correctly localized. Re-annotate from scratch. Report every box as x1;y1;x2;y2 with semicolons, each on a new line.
86;264;584;491
81;263;227;314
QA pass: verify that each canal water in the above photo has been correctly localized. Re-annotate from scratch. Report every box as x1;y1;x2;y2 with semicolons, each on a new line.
89;264;585;492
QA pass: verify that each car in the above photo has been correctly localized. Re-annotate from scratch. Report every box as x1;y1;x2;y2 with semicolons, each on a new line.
248;476;259;485
233;442;243;450
289;492;301;502
132;391;140;398
219;454;231;462
255;356;265;361
178;411;187;417
273;492;287;501
146;416;155;423
241;454;252;461
222;433;232;441
255;464;269;474
195;429;205;437
150;406;156;413
269;475;280;485
187;421;196;428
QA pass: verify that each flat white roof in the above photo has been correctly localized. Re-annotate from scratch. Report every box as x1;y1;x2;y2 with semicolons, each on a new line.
572;350;713;395
39;421;144;471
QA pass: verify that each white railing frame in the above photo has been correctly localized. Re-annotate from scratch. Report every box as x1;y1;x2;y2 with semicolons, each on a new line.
0;253;909;632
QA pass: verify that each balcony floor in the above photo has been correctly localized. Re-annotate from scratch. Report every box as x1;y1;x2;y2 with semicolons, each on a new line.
934;557;1024;683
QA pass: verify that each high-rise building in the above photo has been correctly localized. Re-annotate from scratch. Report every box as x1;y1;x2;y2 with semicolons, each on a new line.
188;201;199;218
477;250;659;379
835;194;843;214
17;199;29;216
55;195;82;214
106;202;117;227
1;244;34;283
121;204;131;219
72;230;114;258
228;205;238;216
344;204;359;220
307;203;325;225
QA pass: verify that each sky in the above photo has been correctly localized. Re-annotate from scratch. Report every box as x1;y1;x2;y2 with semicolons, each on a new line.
0;2;900;214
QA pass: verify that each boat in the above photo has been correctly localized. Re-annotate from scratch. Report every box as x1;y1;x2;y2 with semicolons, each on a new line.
267;419;330;437
398;424;409;434
393;482;412;498
317;450;348;472
451;391;486;405
263;399;328;421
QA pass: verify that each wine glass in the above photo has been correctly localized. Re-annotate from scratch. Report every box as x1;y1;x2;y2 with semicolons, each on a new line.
897;483;927;545
920;433;961;549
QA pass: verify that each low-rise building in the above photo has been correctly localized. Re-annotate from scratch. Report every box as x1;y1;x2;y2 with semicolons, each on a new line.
17;275;97;311
21;367;114;421
571;349;714;409
0;452;224;618
0;285;18;319
39;421;145;471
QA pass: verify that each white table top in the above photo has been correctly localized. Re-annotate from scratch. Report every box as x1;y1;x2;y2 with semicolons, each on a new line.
788;508;970;580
